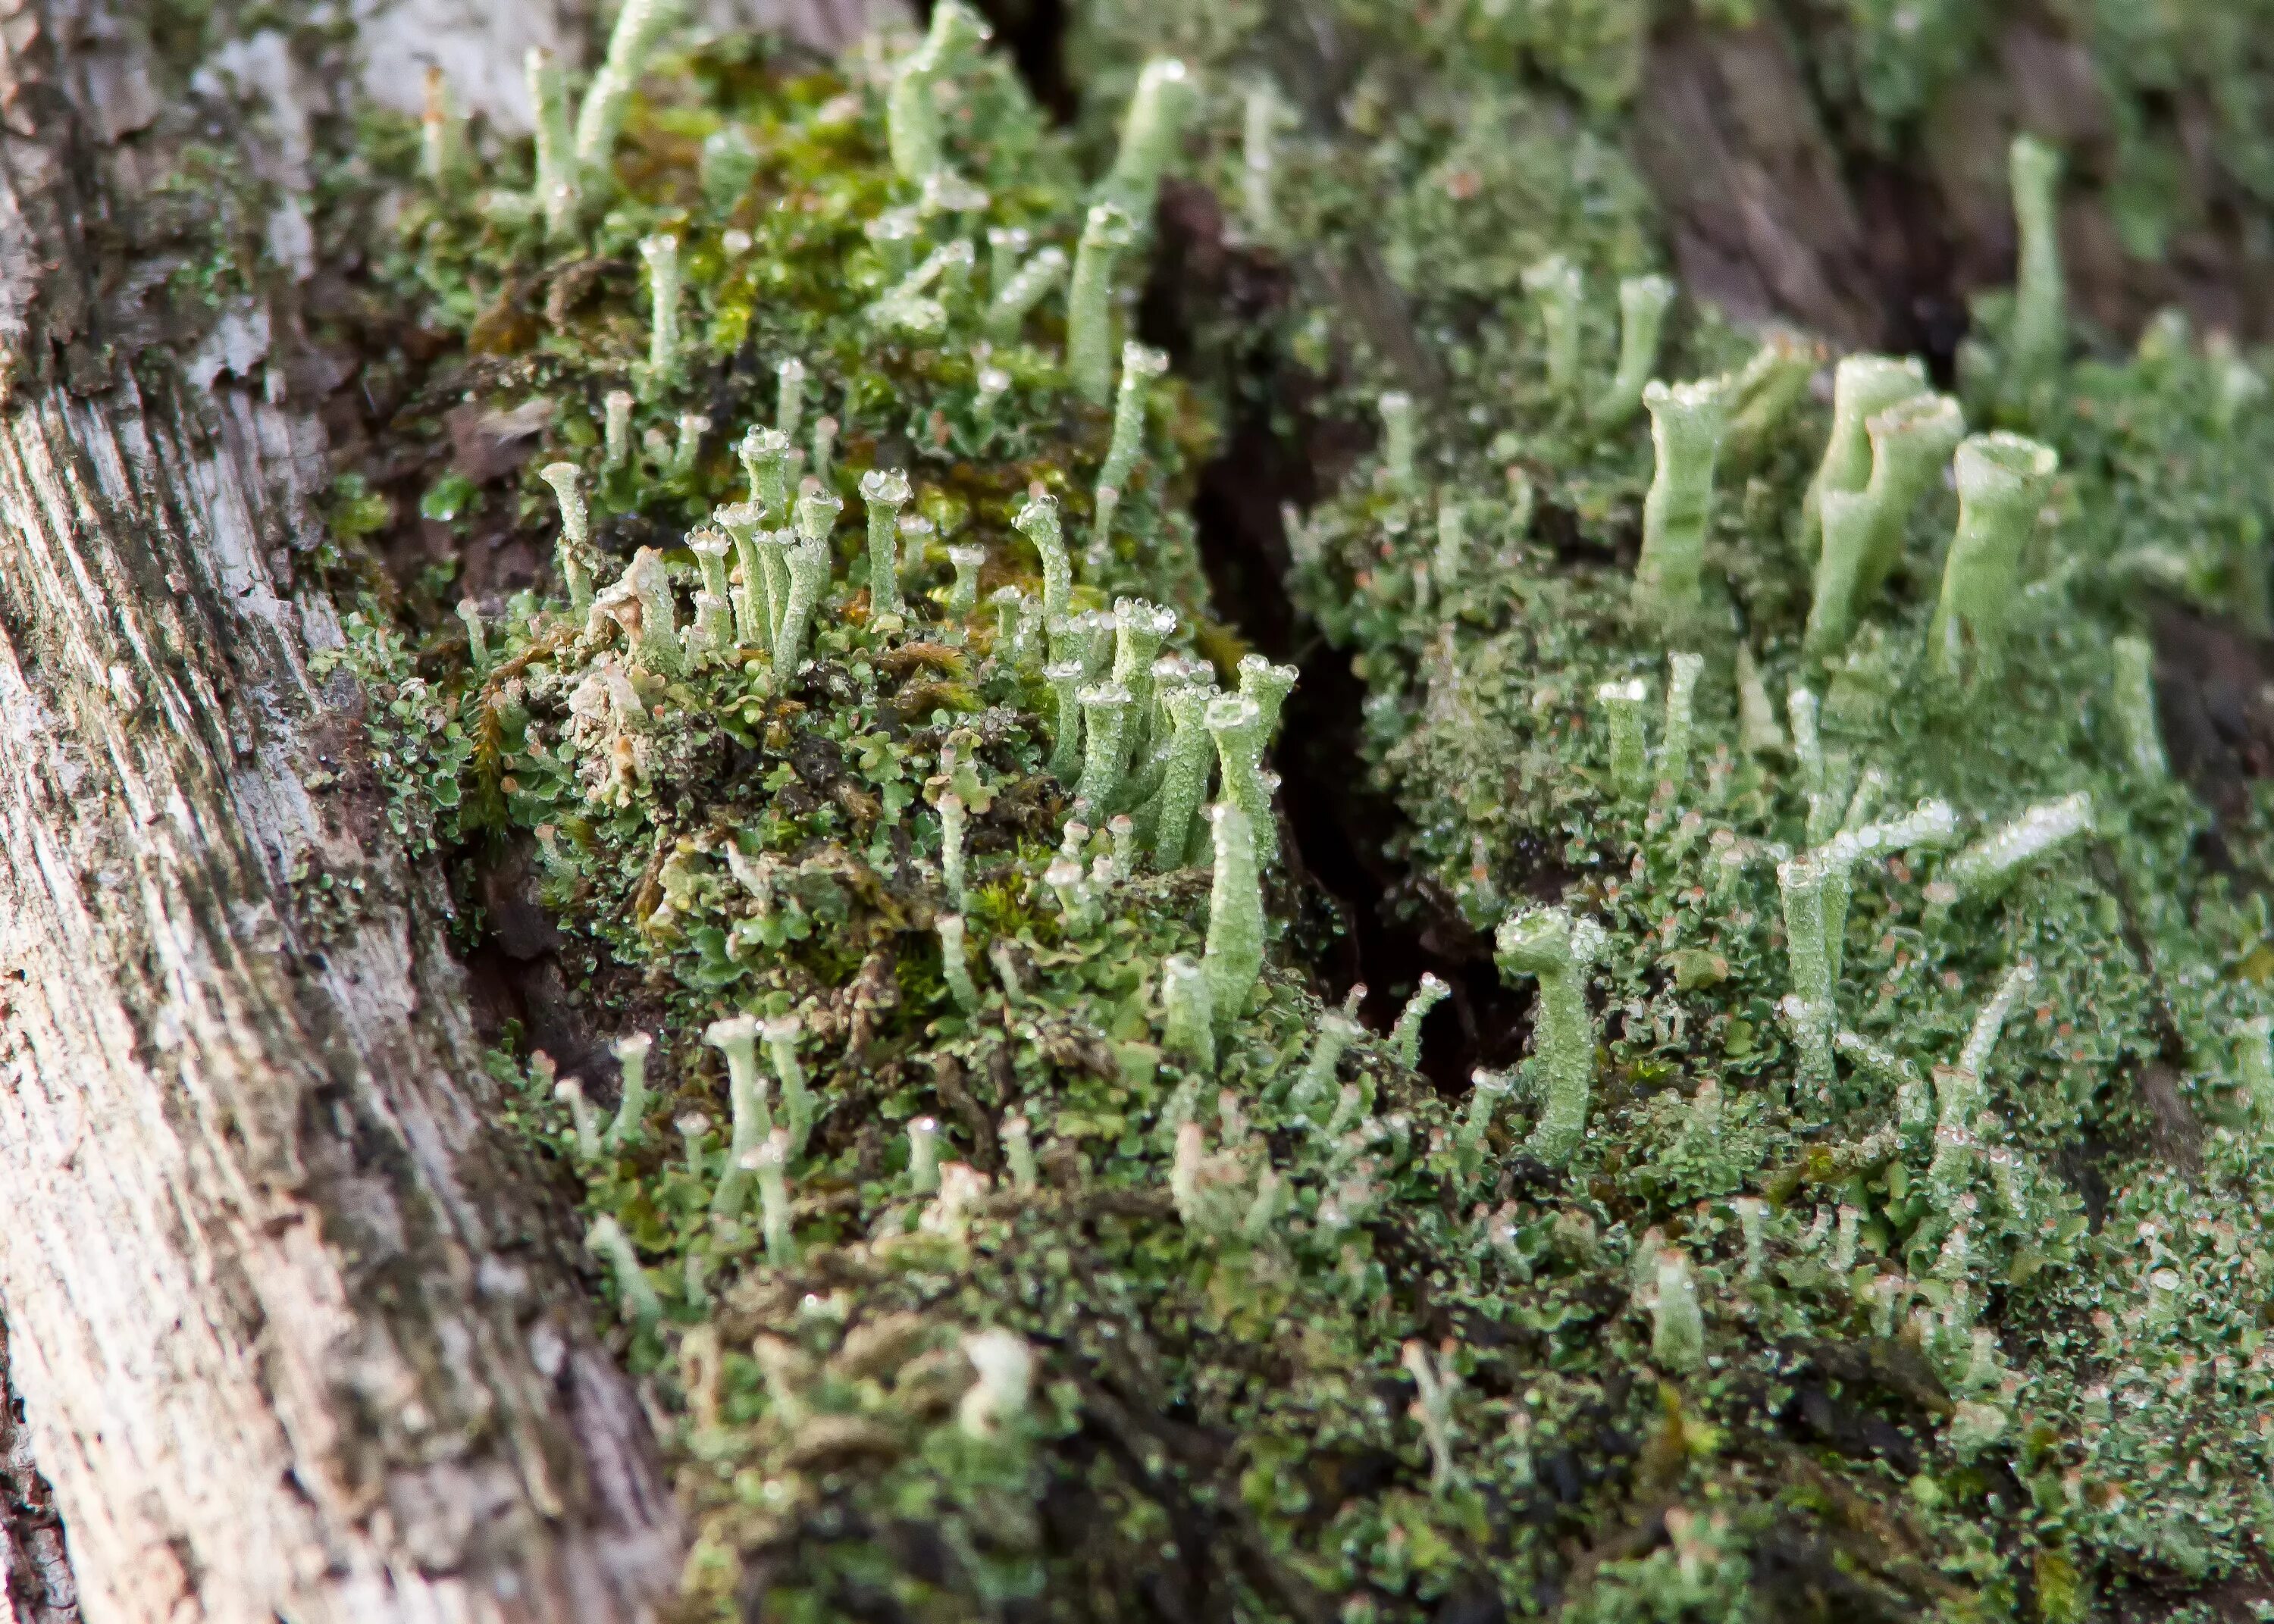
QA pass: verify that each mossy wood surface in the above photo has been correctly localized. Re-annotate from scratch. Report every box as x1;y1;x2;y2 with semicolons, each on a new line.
11;2;2274;1622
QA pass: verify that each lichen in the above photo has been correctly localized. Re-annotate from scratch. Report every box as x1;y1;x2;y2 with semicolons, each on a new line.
318;7;2274;1622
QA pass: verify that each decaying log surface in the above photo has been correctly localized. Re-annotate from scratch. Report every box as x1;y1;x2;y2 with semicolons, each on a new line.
1633;14;2274;360
0;375;681;1618
0;1325;76;1624
0;0;746;1615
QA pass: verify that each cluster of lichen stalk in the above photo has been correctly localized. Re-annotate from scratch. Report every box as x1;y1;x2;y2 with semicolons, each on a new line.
1474;135;2113;1181
446;4;1366;1335
393;6;2274;1610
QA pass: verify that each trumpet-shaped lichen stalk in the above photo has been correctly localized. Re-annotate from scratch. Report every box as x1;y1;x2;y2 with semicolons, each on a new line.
1804;490;1878;660
1959;962;2036;1078
1595;274;1676;427
1735;643;1785;756
1660;652;1703;794
986;227;1028;299
704;1015;769;1218
860;468;912;616
750;1132;794;1264
938;791;968;907
456;599;487;668
1632;376;1731;634
1206;694;1275;867
989;587;1026;656
1113;600;1176;722
1042;662;1085;784
1068;204;1136;405
1798;355;1926;562
810;416;836;486
525;49;579;239
555;1077;600;1161
672;415;708;479
1389;973;1449;1068
958;1329;1035;1440
1945;792;2094;896
2006;134;2067;399
938;914;979;1012
585;1216;662;1326
1652;1250;1703;1372
1402;1341;1458;1494
1242;80;1279;235
1236;653;1298;740
1456;1068;1514;1179
640;234;682;390
1001;1112;1036;1190
1433;500;1466;591
715;502;768;652
1076;682;1132;811
608;1032;653;1147
751;525;791;646
688;592;730;663
886;0;990;182
2111;635;2167;781
1787;686;1836;842
538;462;593;618
687;524;733;613
1104;58;1192;214
776;492;840;669
1522;256;1583;399
1051;608;1114;677
625;547;687;676
1854;391;1965;602
775;358;807;448
907;1116;941;1194
1724;327;1816;466
689;531;734;655
1162;953;1214;1072
1100;343;1168;495
1778;856;1837;1092
762;1014;811;1158
1596;678;1650;801
1735;1198;1768;1280
945;545;985;616
741;425;793;517
420;66;464;186
985;246;1067;346
1494;907;1608;1166
1379;390;1417;490
675;1110;711;1185
1815;798;1959;983
1202;803;1264;1028
1288;1004;1363;1121
1150;683;1215;869
1928;433;2060;681
573;0;675;173
603;389;634;473
1013;491;1070;624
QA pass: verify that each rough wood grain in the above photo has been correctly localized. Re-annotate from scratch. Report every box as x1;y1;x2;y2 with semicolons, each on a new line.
0;0;706;1617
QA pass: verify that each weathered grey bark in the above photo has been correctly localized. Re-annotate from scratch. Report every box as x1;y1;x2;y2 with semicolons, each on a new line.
0;0;774;1616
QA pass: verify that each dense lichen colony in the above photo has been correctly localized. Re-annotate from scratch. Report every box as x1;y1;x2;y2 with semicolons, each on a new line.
324;3;2274;1619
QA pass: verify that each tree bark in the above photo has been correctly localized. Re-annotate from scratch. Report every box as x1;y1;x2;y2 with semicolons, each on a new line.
0;0;723;1617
